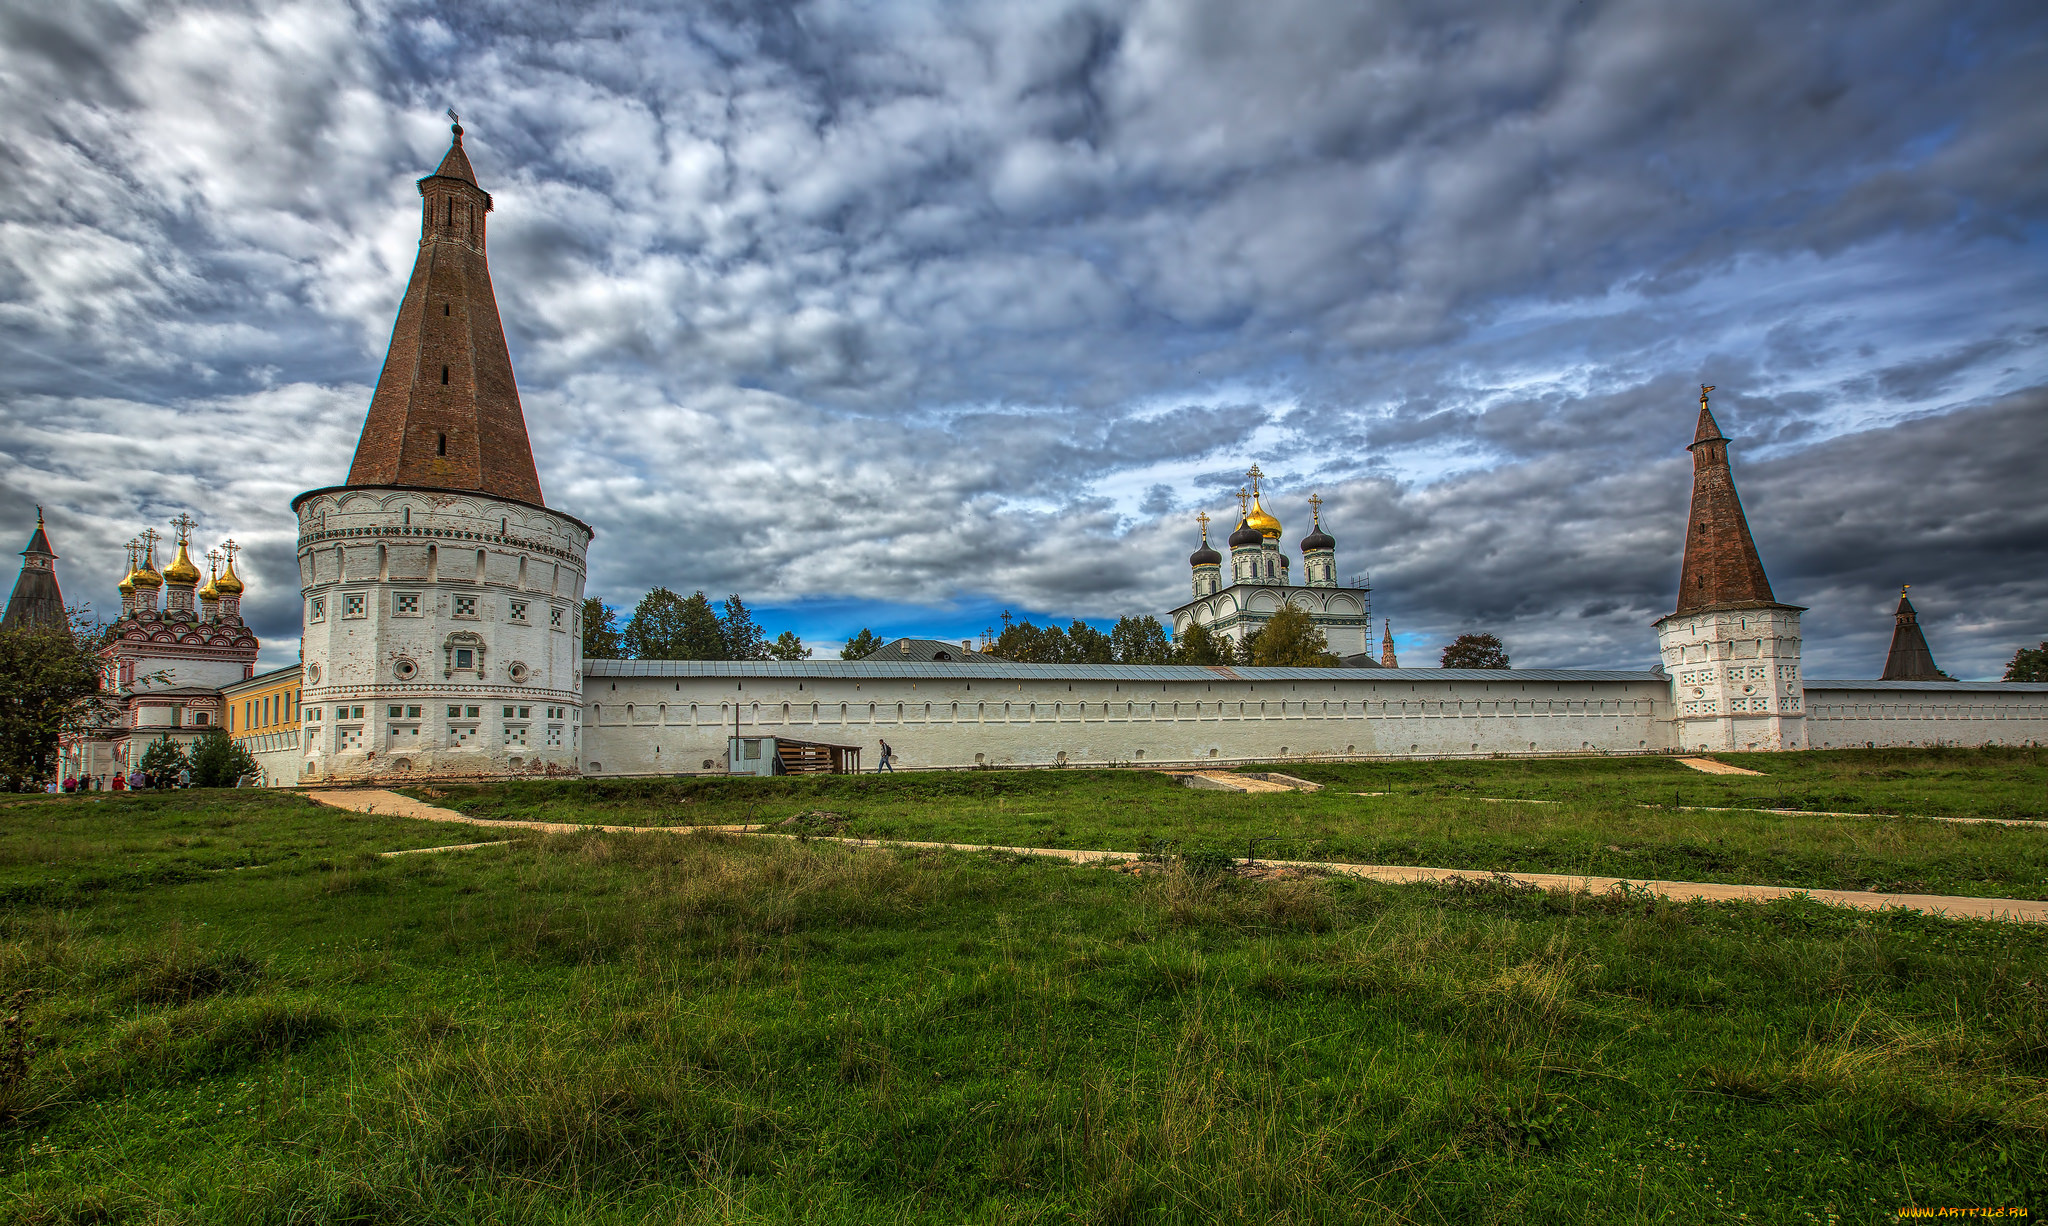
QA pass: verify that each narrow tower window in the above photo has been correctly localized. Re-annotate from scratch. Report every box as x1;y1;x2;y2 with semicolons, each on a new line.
437;433;447;456
441;365;449;385
444;303;450;316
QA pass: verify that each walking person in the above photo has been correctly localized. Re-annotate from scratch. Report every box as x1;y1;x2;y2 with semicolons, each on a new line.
876;739;894;772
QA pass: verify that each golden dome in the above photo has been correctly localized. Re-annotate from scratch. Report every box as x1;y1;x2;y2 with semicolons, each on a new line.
212;554;245;596
198;575;220;601
117;568;137;596
131;553;164;590
163;541;202;586
1244;495;1283;540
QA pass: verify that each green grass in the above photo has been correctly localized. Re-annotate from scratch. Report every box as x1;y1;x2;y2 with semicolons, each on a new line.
0;783;2042;1222
416;748;2048;900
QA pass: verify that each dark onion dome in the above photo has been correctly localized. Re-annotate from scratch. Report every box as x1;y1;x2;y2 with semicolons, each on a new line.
1300;526;1335;552
1190;543;1222;566
1229;521;1265;549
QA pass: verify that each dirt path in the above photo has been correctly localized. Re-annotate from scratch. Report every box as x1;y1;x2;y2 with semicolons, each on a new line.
1678;757;1765;776
307;789;2048;923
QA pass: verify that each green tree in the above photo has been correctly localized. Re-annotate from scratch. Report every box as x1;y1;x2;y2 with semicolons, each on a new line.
186;729;259;787
624;588;726;660
1173;622;1233;666
2006;642;2048;682
769;630;813;661
0;615;111;790
841;628;883;661
991;619;1067;663
139;734;187;781
1110;615;1175;664
720;595;768;661
581;597;622;660
1066;619;1114;664
1242;605;1339;667
1440;632;1510;669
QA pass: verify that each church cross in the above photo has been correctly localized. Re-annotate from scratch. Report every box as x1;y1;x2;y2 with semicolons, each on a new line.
206;548;222;580
138;527;160;565
1236;487;1250;516
1246;463;1265;497
168;512;197;545
1308;493;1323;524
1196;510;1211;542
222;537;239;567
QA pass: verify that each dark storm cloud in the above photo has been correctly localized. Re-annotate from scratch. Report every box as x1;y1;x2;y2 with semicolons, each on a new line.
0;0;2042;670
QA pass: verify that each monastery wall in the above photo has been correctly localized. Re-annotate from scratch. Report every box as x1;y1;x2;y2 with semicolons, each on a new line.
1802;682;2048;749
580;662;1679;774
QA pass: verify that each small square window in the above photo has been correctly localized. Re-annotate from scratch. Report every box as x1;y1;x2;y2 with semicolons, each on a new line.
518;706;529;719
395;593;420;616
447;705;461;719
388;705;403;719
503;706;515;718
465;705;480;718
406;705;421;718
454;595;477;618
344;594;366;618
454;648;474;669
509;600;528;623
349;706;364;720
309;597;325;622
550;608;563;628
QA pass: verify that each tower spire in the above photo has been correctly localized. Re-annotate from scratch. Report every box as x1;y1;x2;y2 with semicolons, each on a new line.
4;507;67;632
1673;384;1778;614
344;116;544;506
1879;585;1947;681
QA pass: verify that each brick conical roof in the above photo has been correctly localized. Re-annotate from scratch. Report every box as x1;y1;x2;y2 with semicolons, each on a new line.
1673;390;1781;616
345;123;544;506
1880;589;1946;681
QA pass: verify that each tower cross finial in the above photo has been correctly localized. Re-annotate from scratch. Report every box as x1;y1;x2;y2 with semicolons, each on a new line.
138;527;160;564
1308;493;1323;525
1195;509;1211;542
168;513;197;545
206;548;221;580
222;537;239;566
1246;463;1265;498
1236;487;1250;516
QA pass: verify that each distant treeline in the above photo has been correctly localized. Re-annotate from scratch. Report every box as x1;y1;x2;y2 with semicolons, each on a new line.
845;608;1339;668
581;591;809;661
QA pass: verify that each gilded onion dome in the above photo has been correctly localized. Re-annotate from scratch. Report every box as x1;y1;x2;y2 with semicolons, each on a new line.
212;553;245;596
1244;494;1282;540
131;549;163;590
163;540;202;586
116;562;137;596
198;574;221;601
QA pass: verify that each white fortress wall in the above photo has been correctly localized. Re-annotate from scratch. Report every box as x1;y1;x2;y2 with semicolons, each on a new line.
1803;681;2048;749
580;662;1679;774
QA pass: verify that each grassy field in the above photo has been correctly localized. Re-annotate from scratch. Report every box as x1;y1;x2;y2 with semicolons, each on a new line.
0;780;2042;1223
417;748;2048;900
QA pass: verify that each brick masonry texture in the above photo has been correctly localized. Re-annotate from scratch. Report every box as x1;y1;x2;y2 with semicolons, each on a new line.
346;132;545;507
1674;403;1778;614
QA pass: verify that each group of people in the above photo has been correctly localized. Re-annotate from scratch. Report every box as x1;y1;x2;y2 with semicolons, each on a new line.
52;768;182;792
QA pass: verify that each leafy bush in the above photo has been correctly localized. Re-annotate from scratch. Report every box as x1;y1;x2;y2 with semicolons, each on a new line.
186;729;258;788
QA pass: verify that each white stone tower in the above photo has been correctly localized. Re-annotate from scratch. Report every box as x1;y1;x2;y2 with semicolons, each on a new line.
1654;386;1805;752
293;119;592;782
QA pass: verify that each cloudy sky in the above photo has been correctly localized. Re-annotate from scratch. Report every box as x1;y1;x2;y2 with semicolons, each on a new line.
2;0;2043;677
